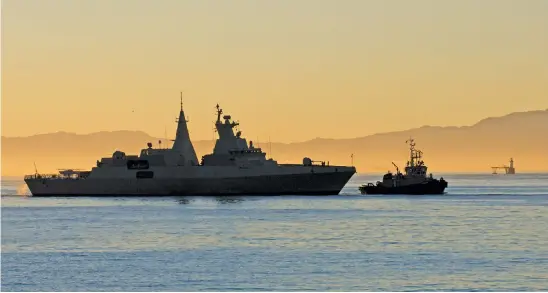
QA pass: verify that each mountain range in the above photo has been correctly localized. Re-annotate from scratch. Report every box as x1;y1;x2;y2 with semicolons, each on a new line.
2;109;547;176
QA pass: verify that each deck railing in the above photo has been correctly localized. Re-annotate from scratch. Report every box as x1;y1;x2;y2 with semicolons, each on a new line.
24;173;89;180
24;174;60;180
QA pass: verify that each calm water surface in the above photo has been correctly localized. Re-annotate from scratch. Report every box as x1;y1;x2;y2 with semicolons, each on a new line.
2;174;548;291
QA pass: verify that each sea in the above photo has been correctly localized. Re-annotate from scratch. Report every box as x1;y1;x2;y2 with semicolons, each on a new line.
1;173;548;291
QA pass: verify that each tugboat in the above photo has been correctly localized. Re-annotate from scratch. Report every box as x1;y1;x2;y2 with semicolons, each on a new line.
359;139;447;195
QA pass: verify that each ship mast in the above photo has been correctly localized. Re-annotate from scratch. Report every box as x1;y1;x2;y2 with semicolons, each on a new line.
406;138;416;167
216;104;222;123
405;137;425;168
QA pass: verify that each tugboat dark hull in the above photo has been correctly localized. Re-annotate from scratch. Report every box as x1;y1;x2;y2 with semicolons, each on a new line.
359;179;447;195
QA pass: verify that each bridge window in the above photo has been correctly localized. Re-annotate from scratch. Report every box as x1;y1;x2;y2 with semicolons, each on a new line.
127;160;149;170
136;171;154;179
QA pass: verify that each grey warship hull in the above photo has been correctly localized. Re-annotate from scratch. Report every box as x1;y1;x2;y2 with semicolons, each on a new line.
25;169;355;196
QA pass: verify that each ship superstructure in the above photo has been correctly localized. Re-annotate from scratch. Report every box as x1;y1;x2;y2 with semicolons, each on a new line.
24;98;356;196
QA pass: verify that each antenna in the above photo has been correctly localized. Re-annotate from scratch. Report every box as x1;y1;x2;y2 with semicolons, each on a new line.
392;162;400;174
351;154;354;167
215;103;223;122
33;161;39;175
406;137;415;149
180;91;183;111
269;136;272;159
164;126;168;148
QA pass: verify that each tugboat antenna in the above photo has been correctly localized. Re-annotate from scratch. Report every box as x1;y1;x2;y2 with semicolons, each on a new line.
406;137;417;167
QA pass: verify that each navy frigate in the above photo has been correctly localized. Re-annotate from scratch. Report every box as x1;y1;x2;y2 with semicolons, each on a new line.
24;99;356;196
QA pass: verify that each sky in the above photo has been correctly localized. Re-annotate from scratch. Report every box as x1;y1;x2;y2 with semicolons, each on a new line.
2;0;547;142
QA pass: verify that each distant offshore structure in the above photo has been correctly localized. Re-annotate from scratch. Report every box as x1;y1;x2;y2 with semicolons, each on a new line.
491;158;516;174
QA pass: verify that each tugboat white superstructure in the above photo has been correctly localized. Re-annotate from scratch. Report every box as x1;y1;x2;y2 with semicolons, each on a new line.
24;98;356;196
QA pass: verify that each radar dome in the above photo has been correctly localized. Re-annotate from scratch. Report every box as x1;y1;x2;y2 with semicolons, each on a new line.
112;150;126;160
303;157;312;166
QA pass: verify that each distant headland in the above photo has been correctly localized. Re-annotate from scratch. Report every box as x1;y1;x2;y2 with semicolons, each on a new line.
2;109;547;176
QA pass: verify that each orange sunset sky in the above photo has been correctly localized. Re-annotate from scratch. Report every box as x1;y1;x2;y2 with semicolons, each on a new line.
2;0;547;143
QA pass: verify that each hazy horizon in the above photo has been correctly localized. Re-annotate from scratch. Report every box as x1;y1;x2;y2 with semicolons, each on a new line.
3;108;548;176
2;0;548;142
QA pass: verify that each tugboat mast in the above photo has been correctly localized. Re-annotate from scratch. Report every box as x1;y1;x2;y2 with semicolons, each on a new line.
406;138;420;167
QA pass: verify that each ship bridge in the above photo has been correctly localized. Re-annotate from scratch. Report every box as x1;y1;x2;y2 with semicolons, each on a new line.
404;138;428;177
201;104;275;167
212;104;253;154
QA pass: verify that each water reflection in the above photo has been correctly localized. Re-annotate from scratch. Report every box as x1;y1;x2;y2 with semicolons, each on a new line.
174;196;245;205
177;197;192;205
215;196;244;204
